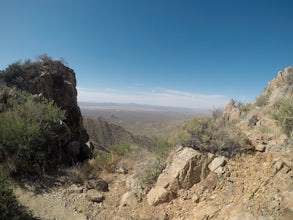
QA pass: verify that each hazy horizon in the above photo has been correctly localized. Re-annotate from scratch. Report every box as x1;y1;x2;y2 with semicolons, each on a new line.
1;1;293;108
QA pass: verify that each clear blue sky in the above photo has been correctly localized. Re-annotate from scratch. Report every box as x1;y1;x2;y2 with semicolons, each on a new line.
1;0;293;108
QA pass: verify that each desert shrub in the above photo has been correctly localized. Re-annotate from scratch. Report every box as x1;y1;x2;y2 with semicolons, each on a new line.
173;117;249;156
94;151;118;172
0;92;65;174
174;117;214;151
273;99;293;137
256;94;269;107
0;166;33;220
138;159;165;188
152;138;173;159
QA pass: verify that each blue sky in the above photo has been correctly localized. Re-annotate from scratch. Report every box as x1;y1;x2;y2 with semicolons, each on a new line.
1;0;293;108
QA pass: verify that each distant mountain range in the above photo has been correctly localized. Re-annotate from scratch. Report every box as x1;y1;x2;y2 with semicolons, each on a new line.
78;101;211;114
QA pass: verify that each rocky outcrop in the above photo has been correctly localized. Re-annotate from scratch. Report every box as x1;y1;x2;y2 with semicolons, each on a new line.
147;146;209;206
222;99;240;121
0;58;92;163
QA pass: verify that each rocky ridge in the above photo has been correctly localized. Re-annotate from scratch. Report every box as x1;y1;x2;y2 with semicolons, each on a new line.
11;66;293;219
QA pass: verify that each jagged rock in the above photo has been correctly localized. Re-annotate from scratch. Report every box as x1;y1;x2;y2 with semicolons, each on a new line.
147;146;209;206
85;179;109;192
208;156;226;174
222;99;241;121
85;190;104;203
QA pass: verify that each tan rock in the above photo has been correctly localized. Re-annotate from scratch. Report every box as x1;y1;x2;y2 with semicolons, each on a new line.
208;156;226;174
147;146;208;206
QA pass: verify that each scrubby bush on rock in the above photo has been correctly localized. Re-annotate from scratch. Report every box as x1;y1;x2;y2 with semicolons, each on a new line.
0;92;65;174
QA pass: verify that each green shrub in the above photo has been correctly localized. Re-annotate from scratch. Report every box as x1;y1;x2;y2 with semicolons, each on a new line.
172;117;249;156
0;92;65;174
0;166;33;220
273;99;293;137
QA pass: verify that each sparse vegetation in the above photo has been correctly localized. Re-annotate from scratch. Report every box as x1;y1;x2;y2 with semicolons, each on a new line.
172;117;249;156
138;159;166;188
273;98;293;137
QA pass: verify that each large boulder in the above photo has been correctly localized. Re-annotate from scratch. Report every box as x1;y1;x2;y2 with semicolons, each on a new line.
147;146;209;206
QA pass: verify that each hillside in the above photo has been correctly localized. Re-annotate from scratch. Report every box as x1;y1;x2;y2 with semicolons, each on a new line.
1;64;292;220
83;117;155;150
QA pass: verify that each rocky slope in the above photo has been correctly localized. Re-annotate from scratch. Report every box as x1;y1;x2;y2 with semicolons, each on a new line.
11;66;293;220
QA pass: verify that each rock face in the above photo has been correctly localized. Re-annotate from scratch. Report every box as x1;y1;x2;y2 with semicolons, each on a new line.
147;146;209;206
0;58;92;163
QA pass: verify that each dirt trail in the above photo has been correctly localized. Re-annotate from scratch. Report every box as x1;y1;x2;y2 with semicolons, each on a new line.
13;147;293;220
